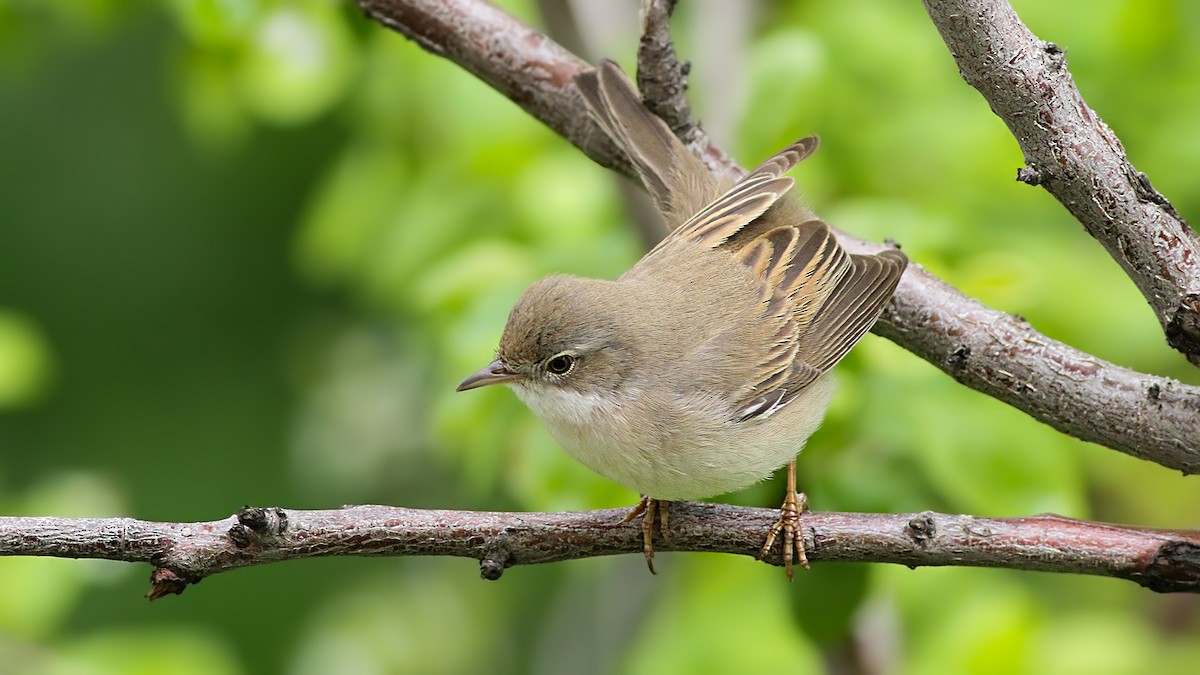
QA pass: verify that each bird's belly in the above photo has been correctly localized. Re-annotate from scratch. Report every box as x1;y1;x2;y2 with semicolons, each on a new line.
514;379;835;501
552;417;809;500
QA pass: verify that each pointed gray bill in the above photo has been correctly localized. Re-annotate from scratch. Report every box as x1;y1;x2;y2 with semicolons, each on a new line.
456;358;517;391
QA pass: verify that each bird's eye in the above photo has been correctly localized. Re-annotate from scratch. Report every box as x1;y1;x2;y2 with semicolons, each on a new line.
545;354;575;376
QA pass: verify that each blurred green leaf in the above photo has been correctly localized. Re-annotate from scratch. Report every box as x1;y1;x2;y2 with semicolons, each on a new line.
55;629;243;675
891;567;1041;675
0;557;84;639
295;143;410;287
165;0;259;47
173;47;251;148
3;0;1200;673
623;557;823;674
0;309;54;408
789;563;872;645
289;564;509;675
234;1;358;126
1029;613;1158;675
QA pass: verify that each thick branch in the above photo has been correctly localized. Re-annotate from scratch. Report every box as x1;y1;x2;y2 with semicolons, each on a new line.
3;505;1198;598
356;0;1200;473
873;263;1200;472
923;0;1200;365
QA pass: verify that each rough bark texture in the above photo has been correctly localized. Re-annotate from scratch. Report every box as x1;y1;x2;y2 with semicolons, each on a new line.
356;0;1200;473
923;0;1200;365
3;505;1198;598
5;0;1197;601
874;265;1200;472
636;0;705;150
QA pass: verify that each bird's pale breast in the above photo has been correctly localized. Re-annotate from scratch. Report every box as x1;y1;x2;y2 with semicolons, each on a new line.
513;371;835;500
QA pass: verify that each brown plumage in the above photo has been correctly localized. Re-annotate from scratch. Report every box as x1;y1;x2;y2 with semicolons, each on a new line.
459;60;908;576
581;60;908;425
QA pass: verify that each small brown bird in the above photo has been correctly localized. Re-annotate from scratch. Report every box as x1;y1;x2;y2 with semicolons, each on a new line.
458;60;907;578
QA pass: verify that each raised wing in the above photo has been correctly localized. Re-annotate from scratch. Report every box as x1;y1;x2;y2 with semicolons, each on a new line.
577;62;906;424
655;139;816;251
792;248;908;374
731;222;907;423
577;60;721;230
627;136;818;278
731;221;844;419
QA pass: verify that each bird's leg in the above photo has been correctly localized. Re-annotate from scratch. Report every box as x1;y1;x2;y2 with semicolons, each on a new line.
760;460;810;580
622;496;669;574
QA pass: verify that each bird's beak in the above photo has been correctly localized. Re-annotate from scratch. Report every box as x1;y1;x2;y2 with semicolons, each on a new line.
456;358;517;391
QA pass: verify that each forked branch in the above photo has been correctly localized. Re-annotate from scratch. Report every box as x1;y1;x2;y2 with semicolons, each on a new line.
356;0;1200;472
10;0;1194;602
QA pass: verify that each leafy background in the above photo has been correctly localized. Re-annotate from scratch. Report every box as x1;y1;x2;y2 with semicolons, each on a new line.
1;0;1199;673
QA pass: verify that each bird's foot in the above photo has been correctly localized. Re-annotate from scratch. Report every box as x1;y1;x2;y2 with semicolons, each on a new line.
760;489;810;580
622;496;670;574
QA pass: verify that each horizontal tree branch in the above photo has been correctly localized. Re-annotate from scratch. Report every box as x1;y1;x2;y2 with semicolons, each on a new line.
3;504;1199;598
923;0;1200;365
356;0;1200;473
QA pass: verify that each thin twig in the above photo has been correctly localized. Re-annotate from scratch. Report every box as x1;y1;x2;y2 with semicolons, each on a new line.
923;0;1200;365
636;0;705;150
355;0;1200;473
2;505;1198;598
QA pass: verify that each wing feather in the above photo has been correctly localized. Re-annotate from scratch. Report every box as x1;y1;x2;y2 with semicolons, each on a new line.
732;224;907;422
791;249;908;374
576;62;907;426
577;60;720;230
630;137;818;278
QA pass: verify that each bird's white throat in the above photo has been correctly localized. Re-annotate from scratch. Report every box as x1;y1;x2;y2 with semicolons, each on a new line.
510;381;623;429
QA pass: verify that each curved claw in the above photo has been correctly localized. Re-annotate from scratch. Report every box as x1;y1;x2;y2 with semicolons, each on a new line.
623;497;670;574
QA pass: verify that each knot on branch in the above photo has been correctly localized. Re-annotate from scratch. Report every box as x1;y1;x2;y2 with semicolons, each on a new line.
479;532;517;580
1042;41;1066;71
1131;170;1187;224
1016;165;1043;185
637;0;702;148
230;507;289;550
907;513;938;546
147;567;192;601
1137;541;1200;593
948;344;972;370
1165;294;1200;367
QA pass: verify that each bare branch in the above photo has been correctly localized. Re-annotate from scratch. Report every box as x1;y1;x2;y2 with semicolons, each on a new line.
3;505;1198;598
356;0;1200;473
923;0;1200;365
872;260;1200;474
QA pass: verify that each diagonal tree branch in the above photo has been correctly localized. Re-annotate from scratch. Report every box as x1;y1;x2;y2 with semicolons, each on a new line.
356;0;1200;473
10;1;1197;605
2;505;1199;598
923;0;1200;366
871;265;1200;473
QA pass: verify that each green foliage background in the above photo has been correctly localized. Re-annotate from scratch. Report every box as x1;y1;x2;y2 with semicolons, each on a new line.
1;0;1198;673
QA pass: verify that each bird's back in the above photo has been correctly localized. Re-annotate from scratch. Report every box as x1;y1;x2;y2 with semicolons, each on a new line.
547;60;909;498
583;60;907;423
